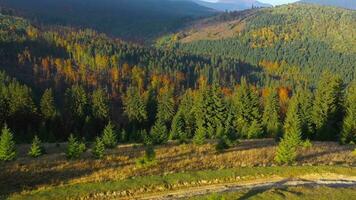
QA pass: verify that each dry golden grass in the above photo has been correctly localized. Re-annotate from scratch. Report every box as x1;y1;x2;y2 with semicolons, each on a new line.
0;139;355;196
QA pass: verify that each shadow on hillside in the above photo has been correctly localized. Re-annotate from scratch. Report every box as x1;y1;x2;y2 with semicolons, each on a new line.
297;148;349;162
0;162;95;197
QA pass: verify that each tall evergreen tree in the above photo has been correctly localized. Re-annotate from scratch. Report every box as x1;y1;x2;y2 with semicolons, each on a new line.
91;88;109;121
156;87;175;123
101;122;117;148
122;86;147;123
262;88;281;138
294;86;314;139
233;77;263;138
0;125;16;161
40;88;56;120
170;111;186;141
340;81;356;144
275;96;302;164
194;83;228;140
65;85;89;135
150;118;168;145
311;73;344;140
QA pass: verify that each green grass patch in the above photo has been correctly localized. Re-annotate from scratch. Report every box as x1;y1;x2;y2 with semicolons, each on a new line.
8;166;356;200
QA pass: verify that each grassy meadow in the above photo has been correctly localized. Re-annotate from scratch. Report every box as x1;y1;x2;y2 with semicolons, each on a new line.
1;139;355;199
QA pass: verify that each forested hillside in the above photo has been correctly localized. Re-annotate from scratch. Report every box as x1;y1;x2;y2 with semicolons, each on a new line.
0;0;215;42
157;4;356;86
0;12;355;148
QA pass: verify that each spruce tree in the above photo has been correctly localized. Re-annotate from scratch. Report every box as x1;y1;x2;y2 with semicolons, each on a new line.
66;134;85;159
28;135;44;158
194;84;228;141
156;87;175;123
150;118;168;145
92;136;105;159
40;89;56;120
295;86;314;139
0;125;16;161
91;88;109;121
262;89;281;138
122;86;147;122
193;126;206;145
170;111;187;142
340;81;356;144
102;122;117;148
233;77;263;138
311;72;343;140
275;96;302;164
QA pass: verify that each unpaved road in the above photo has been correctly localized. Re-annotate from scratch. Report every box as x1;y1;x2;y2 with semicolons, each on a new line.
130;174;356;200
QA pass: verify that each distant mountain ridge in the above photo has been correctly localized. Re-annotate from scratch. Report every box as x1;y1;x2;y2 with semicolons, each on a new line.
299;0;356;10
0;0;216;42
157;4;356;85
193;0;272;11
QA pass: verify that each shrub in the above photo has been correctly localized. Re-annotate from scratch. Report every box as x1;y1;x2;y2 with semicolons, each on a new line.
28;135;44;158
0;125;16;161
102;122;117;148
136;145;156;167
92;137;105;159
302;139;313;148
66;134;86;159
275;137;298;165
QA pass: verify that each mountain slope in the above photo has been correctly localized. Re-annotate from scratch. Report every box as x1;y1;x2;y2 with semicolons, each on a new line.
194;0;272;11
0;0;216;42
157;4;356;85
299;0;356;10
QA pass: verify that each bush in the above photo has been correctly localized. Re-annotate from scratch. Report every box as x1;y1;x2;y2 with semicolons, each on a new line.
0;125;16;161
302;139;313;149
92;137;105;159
66;134;86;159
275;137;297;165
102;122;117;148
28;135;44;158
136;145;156;167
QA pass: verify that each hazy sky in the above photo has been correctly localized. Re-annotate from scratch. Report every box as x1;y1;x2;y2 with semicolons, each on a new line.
203;0;299;6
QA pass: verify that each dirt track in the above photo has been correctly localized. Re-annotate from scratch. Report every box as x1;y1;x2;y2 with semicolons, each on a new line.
130;174;356;200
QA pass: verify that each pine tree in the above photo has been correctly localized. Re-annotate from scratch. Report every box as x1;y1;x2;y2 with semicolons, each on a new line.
28;135;44;158
295;86;314;139
0;125;16;161
102;122;117;148
65;85;88;120
156;87;175;123
233;77;263;138
91;88;109;121
150;118;168;145
122;86;147;122
340;81;356;144
66;134;85;159
40;88;56;120
193;126;206;145
262;89;281;138
92;136;105;159
194;84;228;140
170;111;186;141
311;73;343;140
275;96;302;164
